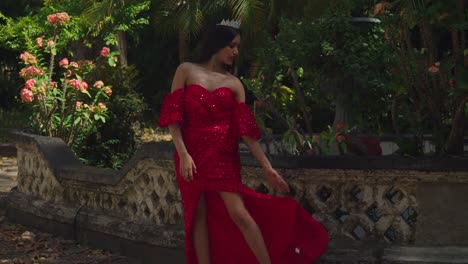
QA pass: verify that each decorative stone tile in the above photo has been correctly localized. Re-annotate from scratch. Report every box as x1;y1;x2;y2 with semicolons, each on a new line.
335;207;350;223
349;185;364;202
366;204;383;223
384;225;399;242
351;224;367;240
386;187;403;205
317;186;332;202
401;207;418;227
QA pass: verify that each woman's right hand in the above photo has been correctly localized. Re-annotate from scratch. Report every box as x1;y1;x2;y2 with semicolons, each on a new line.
179;153;197;181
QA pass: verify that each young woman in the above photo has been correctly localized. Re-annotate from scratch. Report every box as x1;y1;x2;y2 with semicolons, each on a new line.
158;21;329;264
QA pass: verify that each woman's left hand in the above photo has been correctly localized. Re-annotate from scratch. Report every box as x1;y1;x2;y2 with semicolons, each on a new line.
264;167;290;194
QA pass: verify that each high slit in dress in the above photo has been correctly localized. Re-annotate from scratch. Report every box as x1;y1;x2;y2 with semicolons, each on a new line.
158;84;329;264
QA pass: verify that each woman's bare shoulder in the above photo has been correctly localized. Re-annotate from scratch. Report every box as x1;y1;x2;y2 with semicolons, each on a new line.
178;62;205;78
225;74;245;101
226;74;243;90
171;63;199;91
177;62;195;72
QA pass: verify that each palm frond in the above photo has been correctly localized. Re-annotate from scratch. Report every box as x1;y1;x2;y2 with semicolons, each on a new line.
154;0;205;36
81;0;115;32
202;0;226;14
228;0;267;34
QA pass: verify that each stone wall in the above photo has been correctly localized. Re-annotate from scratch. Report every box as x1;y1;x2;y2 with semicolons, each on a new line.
6;132;468;263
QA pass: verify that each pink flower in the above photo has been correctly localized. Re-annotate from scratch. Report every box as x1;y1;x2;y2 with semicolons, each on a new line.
312;135;320;143
84;104;89;109
19;66;44;79
104;87;112;96
428;66;439;73
69;79;88;90
335;121;345;129
83;60;95;69
47;14;58;24
47;12;70;25
56;12;70;24
70;61;79;68
47;40;55;47
59;58;69;68
374;3;384;15
19;52;37;64
449;79;455;88
81;81;88;90
37;83;46;95
98;102;107;109
36;37;43;48
75;101;82;109
100;47;110;57
20;88;34;103
93;81;104;89
24;79;37;90
49;81;58;89
70;79;81;90
336;133;346;143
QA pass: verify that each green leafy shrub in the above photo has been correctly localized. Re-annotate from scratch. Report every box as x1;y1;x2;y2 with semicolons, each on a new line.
251;2;394;155
78;66;147;169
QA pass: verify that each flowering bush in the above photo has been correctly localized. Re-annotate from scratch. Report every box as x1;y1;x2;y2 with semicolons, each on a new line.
18;12;118;146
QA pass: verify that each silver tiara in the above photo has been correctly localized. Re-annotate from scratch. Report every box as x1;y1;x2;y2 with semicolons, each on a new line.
217;19;241;29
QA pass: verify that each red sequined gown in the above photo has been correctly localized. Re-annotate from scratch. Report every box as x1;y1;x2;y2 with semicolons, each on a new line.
158;84;329;264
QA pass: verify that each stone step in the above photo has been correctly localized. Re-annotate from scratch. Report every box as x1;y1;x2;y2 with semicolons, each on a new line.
384;246;468;263
0;156;17;193
320;245;468;263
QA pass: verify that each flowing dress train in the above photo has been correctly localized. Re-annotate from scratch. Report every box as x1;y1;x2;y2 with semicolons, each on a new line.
158;84;329;264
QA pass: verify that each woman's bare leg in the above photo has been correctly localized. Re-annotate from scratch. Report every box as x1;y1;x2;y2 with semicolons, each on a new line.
194;193;210;264
219;192;271;264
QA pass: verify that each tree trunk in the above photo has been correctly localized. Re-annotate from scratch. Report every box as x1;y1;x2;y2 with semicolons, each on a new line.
178;30;190;63
116;30;128;68
446;98;467;155
333;93;350;127
332;76;353;129
72;41;88;61
391;96;401;139
290;68;313;134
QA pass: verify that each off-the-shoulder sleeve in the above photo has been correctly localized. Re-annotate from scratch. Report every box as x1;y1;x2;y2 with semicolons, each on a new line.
157;89;184;127
232;102;261;139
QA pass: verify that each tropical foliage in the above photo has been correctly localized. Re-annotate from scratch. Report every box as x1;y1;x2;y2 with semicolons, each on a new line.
0;1;148;167
0;0;466;162
246;1;394;155
374;0;468;154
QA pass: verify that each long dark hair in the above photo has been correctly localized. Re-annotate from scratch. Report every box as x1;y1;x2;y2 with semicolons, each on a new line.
197;25;240;63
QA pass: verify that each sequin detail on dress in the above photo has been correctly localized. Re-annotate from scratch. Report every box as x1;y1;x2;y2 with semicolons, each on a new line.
232;102;261;139
158;84;329;264
157;88;184;127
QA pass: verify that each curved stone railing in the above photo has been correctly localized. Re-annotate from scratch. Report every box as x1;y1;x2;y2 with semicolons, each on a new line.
5;132;468;263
